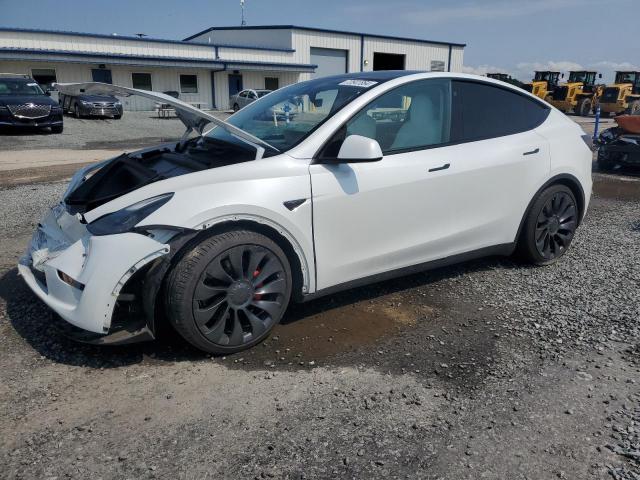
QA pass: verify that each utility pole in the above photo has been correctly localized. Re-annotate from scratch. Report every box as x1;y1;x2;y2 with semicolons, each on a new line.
240;0;246;26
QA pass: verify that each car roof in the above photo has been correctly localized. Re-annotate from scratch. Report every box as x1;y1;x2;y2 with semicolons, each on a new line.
0;75;35;80
317;70;421;83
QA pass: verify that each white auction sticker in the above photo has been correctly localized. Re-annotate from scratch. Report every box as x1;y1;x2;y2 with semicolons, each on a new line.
338;80;378;88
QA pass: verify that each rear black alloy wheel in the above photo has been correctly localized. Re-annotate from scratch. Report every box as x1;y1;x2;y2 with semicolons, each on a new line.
165;230;292;354
533;191;577;261
192;245;287;346
517;185;578;265
233;103;240;112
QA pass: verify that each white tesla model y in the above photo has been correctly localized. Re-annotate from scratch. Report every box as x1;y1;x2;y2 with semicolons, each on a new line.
19;72;593;354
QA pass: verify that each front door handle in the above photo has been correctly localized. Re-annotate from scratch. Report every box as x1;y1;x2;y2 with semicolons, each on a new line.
428;163;450;172
523;148;540;156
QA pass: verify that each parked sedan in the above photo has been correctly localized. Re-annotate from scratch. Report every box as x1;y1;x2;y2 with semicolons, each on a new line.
19;72;592;355
229;88;272;111
0;74;63;133
59;91;123;119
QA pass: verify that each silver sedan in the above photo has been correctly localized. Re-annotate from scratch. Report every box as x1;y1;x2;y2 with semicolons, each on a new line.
229;89;272;112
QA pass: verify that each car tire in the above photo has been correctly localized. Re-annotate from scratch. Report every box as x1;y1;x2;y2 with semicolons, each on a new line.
233;103;240;112
575;97;592;116
165;230;292;355
516;184;579;266
51;125;63;134
113;115;122;120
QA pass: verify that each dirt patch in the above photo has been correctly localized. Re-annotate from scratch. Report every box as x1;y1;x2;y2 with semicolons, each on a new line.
224;292;434;368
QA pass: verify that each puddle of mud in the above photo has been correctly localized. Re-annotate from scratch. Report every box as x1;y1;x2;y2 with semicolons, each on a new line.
221;292;437;369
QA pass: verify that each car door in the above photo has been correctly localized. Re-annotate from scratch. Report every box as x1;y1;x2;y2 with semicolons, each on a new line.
309;78;551;291
310;78;462;290
443;80;551;253
236;90;246;108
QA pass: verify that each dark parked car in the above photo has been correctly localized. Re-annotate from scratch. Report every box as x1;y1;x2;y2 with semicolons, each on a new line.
59;91;123;119
0;73;63;133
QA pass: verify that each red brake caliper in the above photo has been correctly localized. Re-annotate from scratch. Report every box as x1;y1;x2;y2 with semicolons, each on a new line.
253;269;263;300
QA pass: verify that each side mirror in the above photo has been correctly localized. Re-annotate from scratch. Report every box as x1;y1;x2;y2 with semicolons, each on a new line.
319;135;383;164
44;90;51;96
313;98;323;108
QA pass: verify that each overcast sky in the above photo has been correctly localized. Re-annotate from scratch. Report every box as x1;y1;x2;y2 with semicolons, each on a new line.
1;0;638;83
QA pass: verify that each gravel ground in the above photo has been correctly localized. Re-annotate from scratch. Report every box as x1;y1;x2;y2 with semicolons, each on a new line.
0;110;230;151
0;174;639;479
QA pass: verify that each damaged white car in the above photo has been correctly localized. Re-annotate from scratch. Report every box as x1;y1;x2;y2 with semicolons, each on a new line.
19;72;592;354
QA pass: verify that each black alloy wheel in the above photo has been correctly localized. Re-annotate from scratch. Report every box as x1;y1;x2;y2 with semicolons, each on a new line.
192;245;287;346
165;230;292;354
533;191;577;261
517;184;579;265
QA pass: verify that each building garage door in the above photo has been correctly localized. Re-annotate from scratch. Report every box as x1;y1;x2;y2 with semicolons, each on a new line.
310;48;348;79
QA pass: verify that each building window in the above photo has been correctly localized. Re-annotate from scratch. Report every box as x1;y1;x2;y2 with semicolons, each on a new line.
180;74;198;93
31;68;57;88
430;61;446;72
265;77;279;91
132;72;152;91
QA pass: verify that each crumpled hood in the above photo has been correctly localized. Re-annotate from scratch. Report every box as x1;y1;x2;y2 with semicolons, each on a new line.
54;82;276;152
0;95;58;106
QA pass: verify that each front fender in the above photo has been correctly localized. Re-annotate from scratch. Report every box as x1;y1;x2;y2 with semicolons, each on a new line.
194;209;314;294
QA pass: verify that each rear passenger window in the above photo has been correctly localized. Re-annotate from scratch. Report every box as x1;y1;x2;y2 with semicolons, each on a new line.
451;81;549;142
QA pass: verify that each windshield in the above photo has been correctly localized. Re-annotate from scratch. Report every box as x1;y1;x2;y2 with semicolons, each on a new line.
0;79;45;96
569;72;587;83
534;72;558;83
616;72;639;84
206;76;379;152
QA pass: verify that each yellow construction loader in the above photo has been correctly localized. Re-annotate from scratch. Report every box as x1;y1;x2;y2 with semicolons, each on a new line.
599;71;640;116
522;71;561;102
548;71;604;116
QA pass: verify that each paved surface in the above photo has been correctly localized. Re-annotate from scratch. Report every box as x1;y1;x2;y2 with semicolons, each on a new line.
0;173;639;479
0;111;231;186
0;111;230;151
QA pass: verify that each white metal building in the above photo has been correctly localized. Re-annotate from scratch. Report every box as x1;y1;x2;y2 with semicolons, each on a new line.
0;26;465;111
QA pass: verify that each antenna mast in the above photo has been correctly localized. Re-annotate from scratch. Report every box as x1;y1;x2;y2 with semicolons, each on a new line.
240;0;246;26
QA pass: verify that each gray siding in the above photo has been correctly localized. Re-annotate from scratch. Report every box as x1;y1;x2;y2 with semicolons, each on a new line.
187;29;293;50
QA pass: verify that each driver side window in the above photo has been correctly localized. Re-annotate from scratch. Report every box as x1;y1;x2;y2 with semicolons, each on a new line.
335;79;451;156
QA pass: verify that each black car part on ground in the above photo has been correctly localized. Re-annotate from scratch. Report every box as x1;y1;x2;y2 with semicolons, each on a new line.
64;137;256;214
596;127;640;169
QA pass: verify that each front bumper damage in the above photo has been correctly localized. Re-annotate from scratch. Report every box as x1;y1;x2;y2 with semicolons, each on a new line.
18;203;172;343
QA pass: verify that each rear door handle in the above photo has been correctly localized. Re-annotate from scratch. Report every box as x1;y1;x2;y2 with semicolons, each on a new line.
523;148;540;156
428;163;450;172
